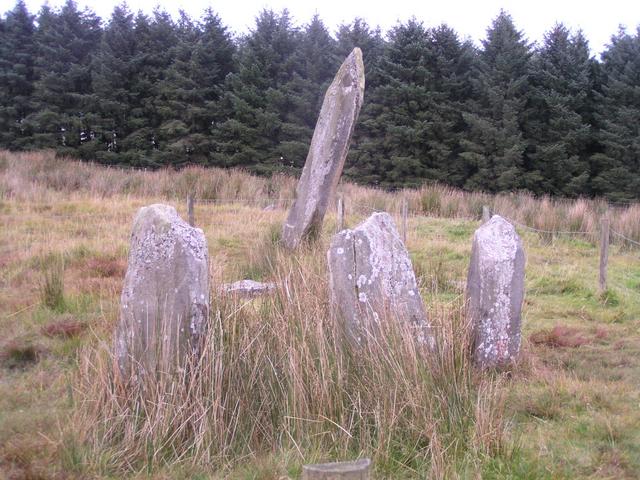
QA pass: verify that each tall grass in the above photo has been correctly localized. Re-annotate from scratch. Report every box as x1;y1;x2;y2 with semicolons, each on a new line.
0;150;297;207
40;254;66;312
2;150;638;244
71;246;509;477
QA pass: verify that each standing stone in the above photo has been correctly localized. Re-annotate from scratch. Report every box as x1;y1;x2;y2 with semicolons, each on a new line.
466;215;525;368
115;204;209;379
327;212;433;347
282;48;365;250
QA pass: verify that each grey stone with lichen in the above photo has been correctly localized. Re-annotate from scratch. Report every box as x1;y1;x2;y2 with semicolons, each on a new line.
466;215;525;368
282;48;365;250
220;279;276;298
327;212;434;348
115;204;209;379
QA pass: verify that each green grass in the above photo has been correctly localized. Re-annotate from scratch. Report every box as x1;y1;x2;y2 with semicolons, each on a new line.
1;168;640;478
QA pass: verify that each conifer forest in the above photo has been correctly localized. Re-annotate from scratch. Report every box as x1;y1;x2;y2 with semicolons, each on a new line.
1;0;640;201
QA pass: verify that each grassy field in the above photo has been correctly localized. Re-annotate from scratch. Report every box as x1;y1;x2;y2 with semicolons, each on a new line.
1;151;639;479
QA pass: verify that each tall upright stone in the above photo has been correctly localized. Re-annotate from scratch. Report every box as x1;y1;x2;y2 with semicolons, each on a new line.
282;48;365;250
115;204;209;379
327;212;433;348
466;215;525;368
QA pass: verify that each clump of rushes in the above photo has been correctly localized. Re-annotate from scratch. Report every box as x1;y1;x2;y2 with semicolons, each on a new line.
40;254;66;312
0;339;42;369
71;242;510;478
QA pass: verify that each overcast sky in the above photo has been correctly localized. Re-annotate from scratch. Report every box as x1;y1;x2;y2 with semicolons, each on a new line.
7;0;640;56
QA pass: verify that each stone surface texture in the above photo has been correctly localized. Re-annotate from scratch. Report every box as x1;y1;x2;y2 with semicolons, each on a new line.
466;215;525;368
220;279;276;298
302;458;371;480
282;48;365;250
115;204;209;378
327;212;433;347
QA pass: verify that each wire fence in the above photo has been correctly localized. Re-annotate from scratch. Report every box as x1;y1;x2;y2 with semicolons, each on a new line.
611;229;640;248
487;207;640;295
2;196;640;293
1;195;637;230
493;212;591;236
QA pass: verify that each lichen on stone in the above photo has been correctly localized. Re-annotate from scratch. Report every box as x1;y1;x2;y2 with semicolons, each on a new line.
466;215;525;368
116;204;210;379
328;211;433;349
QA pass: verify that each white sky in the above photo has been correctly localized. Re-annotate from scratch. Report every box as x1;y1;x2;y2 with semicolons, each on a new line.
8;0;640;56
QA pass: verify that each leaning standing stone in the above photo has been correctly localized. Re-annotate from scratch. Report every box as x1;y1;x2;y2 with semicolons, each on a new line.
327;212;433;348
466;215;525;368
282;48;365;250
115;204;209;379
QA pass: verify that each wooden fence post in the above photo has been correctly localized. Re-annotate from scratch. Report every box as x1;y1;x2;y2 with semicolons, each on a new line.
599;216;610;293
401;197;408;244
303;459;371;480
187;194;195;227
337;194;345;231
482;205;491;223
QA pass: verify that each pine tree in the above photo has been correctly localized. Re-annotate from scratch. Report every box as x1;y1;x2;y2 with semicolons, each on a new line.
351;20;476;188
211;9;302;173
153;9;235;165
27;0;101;152
0;2;635;199
153;11;199;164
86;3;137;164
296;14;339;121
461;10;533;192
184;9;235;163
0;0;36;149
429;25;477;186
360;19;432;187
524;24;595;196
281;14;339;170
336;17;385;87
125;9;178;166
591;27;640;201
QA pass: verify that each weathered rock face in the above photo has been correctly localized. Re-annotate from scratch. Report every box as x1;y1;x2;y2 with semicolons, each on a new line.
219;279;276;299
115;204;209;378
282;48;365;250
327;212;433;347
466;215;525;368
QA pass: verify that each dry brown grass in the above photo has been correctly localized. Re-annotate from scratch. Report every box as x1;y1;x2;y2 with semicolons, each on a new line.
70;241;508;477
2;150;640;246
530;325;591;348
82;257;127;279
2;150;640;478
41;316;87;338
0;150;297;207
0;339;45;370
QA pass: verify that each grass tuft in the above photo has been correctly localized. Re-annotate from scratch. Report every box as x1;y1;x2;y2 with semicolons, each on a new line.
2;151;640;478
599;288;620;307
70;257;509;476
530;325;591;348
0;340;43;369
41;317;87;338
40;254;67;312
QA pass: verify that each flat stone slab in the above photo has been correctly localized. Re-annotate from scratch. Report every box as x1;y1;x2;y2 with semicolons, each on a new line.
219;279;276;298
327;212;433;347
466;215;525;368
115;204;209;378
283;48;365;250
303;458;371;479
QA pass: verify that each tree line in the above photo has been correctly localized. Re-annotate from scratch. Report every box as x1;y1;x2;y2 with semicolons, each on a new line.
1;0;639;200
